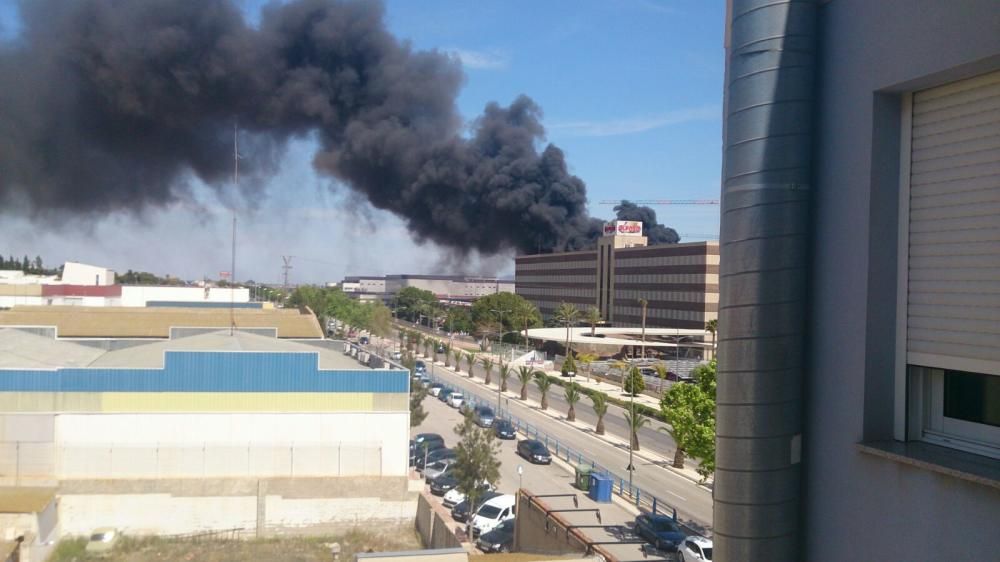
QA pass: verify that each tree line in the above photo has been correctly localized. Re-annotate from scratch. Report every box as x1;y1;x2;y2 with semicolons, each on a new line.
0;254;58;275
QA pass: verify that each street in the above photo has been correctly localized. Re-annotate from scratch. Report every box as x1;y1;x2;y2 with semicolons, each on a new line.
412;382;681;561
415;354;714;535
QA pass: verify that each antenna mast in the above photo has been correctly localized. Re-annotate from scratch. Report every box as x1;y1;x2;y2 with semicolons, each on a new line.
230;122;238;336
282;256;294;289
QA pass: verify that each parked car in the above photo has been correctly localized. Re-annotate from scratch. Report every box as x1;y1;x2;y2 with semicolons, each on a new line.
476;518;514;553
448;392;465;408
416;447;455;471
428;383;444;396
680;536;713;561
438;388;454;402
436;344;446;353
409;438;446;465
415;361;427;374
423;458;458;481
517;439;552;464
85;527;121;555
443;480;495;508
634;514;686;553
470;494;516;536
391;351;403;361
451;491;502;523
473;406;495;428
429;474;459;496
359;336;369;345
493;419;517;439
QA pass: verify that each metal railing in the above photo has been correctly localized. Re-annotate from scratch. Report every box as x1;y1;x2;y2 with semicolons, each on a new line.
422;372;709;538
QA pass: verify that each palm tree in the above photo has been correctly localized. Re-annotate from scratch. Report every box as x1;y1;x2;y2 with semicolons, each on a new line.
452;349;463;372
624;409;650;451
705;318;718;354
465;351;478;378
534;372;553;410
590;393;609;435
564;383;582;422
497;362;512;392
444;343;452;367
577;353;598;382
655;363;669;394
552;302;580;357
413;332;423;355
611;360;628;393
584;306;602;336
516;366;533;400
658;426;686;469
480;357;494;386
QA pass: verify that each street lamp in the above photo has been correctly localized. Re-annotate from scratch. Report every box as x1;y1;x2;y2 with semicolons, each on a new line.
489;308;510;361
638;298;648;361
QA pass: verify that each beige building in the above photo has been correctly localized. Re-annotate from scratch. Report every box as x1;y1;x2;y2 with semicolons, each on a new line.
516;223;718;330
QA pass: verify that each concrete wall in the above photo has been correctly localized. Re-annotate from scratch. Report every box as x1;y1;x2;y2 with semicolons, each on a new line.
120;286;250;307
804;1;1000;560
414;493;460;550
513;491;588;557
57;477;416;537
61;263;114;286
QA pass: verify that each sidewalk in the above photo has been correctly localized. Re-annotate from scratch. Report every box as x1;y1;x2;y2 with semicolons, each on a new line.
418;350;711;489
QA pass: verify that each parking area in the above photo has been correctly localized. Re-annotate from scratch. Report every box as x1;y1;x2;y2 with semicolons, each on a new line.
411;381;690;561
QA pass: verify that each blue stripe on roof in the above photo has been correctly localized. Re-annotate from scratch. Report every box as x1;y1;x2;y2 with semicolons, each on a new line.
0;351;408;393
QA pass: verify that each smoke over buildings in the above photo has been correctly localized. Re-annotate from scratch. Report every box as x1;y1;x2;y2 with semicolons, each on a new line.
0;0;676;255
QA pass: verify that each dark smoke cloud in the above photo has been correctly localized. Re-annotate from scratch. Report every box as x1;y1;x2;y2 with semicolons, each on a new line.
613;200;680;244
0;0;673;254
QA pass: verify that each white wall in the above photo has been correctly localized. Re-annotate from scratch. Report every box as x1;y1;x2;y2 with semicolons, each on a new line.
58;493;417;537
0;296;44;308
119;286;251;307
61;262;114;286
54;413;408;476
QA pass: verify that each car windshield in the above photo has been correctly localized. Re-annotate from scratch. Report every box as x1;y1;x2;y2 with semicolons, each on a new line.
90;532;113;542
652;518;680;533
530;443;547;453
478;505;502;519
702;548;712;560
427;461;445;470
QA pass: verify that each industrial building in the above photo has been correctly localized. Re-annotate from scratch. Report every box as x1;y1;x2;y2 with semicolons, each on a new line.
0;261;250;308
714;1;1000;561
515;221;718;330
0;317;412;540
338;274;515;304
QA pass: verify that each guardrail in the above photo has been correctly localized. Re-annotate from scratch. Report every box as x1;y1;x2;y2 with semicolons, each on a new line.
422;371;708;538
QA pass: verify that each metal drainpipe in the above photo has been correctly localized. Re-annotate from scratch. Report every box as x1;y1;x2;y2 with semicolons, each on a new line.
716;1;817;561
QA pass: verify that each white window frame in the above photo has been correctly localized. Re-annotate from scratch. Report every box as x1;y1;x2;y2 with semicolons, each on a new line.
895;88;1000;458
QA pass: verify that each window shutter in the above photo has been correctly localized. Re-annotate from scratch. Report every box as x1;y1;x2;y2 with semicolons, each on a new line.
906;70;1000;374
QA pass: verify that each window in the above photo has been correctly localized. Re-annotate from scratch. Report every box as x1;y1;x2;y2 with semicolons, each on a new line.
895;70;1000;457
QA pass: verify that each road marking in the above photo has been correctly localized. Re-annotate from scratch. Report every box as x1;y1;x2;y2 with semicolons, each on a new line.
666;490;686;501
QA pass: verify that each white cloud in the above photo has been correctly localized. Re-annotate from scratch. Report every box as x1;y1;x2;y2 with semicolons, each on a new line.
448;48;509;70
550;105;720;137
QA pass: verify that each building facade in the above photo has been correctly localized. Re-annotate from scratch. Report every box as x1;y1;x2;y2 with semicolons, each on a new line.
516;227;718;330
715;1;1000;560
339;274;515;304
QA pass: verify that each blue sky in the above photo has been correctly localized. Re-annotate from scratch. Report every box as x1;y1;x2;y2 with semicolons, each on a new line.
0;0;724;283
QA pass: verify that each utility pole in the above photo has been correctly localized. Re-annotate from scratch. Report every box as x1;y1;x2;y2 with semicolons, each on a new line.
230;122;239;336
281;256;293;289
639;298;648;360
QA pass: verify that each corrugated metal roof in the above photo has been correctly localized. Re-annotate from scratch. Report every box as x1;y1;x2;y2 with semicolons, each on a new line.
0;328;105;368
0;486;56;513
0;305;323;338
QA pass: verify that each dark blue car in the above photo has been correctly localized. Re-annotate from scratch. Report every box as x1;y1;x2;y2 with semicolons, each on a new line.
493;419;517;440
634;514;685;552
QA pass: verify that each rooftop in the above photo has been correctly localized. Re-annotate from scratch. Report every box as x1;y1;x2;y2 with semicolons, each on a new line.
0;305;323;338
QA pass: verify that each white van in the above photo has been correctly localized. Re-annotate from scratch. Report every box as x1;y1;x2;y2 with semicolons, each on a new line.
471;494;516;536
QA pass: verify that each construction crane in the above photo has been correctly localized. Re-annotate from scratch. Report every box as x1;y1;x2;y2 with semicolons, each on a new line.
598;199;720;205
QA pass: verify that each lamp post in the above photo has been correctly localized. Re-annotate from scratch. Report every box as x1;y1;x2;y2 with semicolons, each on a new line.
638;298;648;361
489;308;510;362
627;363;636;493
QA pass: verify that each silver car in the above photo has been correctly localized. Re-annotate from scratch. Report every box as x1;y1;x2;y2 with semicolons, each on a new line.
423;458;458;481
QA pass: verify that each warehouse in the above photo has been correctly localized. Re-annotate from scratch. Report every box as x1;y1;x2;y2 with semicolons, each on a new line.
515;221;718;330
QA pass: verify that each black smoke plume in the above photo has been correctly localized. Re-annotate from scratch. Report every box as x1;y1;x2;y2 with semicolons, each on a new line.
0;0;674;255
613;200;680;244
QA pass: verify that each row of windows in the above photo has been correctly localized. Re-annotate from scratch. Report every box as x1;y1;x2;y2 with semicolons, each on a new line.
614;255;717;268
517;275;596;284
516;260;597;272
614;273;716;285
614;289;711;303
613;307;709;322
518;287;595;299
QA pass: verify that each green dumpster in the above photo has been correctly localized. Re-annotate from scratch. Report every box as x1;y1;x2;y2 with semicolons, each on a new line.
575;464;593;491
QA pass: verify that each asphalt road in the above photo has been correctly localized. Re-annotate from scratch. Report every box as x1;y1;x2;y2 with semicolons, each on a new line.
413;385;679;561
419;359;714;535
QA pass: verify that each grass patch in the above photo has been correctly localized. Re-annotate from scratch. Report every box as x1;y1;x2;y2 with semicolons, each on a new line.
542;374;666;422
48;526;422;562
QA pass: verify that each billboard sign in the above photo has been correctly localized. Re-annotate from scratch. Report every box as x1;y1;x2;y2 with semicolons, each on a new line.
603;220;643;237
